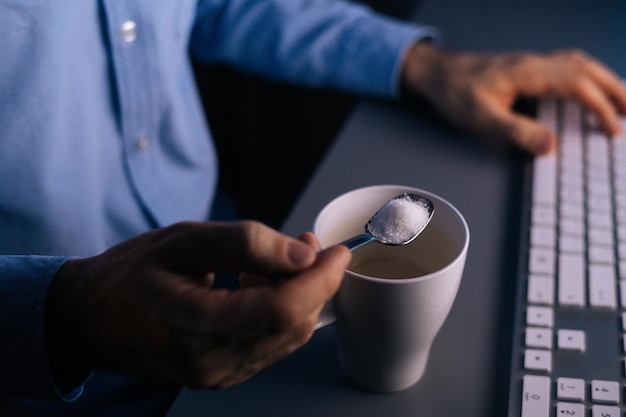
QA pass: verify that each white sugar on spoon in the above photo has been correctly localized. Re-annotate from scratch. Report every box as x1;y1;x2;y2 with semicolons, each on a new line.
341;193;434;251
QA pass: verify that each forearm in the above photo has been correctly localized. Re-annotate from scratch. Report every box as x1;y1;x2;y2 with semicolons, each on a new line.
191;0;439;97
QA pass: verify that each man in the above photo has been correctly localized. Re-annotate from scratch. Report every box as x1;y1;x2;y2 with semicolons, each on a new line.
1;0;624;416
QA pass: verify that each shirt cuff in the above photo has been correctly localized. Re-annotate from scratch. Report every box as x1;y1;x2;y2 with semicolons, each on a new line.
0;256;90;401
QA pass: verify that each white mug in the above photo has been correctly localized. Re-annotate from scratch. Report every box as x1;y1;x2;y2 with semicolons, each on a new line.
313;185;469;392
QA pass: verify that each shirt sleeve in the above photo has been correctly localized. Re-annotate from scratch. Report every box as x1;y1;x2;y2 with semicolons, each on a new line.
0;256;89;401
190;0;441;98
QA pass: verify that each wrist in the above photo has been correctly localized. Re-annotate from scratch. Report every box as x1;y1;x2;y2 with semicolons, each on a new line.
45;258;94;374
399;41;446;101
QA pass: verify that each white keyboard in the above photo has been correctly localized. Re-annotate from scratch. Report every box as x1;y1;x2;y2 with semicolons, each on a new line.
508;98;626;417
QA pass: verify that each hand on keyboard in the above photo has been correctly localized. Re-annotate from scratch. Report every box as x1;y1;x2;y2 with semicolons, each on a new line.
400;44;626;155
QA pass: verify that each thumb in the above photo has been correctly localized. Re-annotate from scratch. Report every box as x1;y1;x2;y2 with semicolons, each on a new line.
161;221;318;276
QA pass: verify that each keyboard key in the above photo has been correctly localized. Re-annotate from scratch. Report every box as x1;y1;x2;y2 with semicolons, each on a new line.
588;211;613;229
561;161;584;184
525;327;552;349
527;275;554;305
524;349;552;372
556;402;585;416
588;263;616;309
560;218;584;236
531;226;556;248
521;375;551;417
532;206;556;226
588;134;609;151
588;246;615;264
591;405;621;417
556;377;585;401
588;183;612;200
559;235;584;253
530;247;556;275
590;380;620;404
557;329;586;352
560;170;584;188
532;154;557;206
560;187;584;204
588;228;613;246
560;202;584;220
527;306;554;327
562;100;583;132
558;253;585;307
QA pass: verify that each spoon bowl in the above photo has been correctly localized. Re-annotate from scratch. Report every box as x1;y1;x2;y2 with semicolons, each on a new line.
340;193;434;251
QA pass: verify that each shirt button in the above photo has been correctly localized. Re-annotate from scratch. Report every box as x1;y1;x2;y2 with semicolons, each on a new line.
135;135;149;150
120;20;138;43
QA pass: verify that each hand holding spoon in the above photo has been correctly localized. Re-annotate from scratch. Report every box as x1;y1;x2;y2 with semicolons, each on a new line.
272;193;433;284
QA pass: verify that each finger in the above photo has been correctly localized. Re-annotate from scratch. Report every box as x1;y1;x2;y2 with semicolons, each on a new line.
568;51;626;116
297;231;321;251
239;272;269;288
274;245;351;320
508;115;558;155
566;76;622;137
473;99;558;155
592;70;626;117
235;246;351;329
537;50;626;136
205;272;216;288
157;221;317;276
239;231;322;288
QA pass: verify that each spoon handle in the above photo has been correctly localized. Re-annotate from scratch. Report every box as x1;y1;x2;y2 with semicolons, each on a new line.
340;234;376;251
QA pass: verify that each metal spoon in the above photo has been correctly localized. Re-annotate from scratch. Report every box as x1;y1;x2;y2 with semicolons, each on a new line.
340;193;434;251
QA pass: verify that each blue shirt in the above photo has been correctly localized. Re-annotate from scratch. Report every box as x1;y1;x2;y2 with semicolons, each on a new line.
0;0;436;409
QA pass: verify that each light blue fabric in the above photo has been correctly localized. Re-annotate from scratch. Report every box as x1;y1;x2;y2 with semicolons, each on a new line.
0;0;437;410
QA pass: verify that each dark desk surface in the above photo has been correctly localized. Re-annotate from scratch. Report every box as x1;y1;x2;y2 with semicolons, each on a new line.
167;1;626;416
